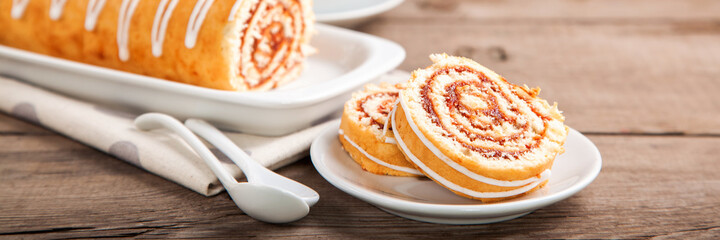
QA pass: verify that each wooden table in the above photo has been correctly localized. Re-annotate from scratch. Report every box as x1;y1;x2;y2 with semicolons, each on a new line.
2;0;719;238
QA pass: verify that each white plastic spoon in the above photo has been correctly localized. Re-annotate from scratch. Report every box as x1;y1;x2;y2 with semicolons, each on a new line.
134;113;310;223
184;118;319;206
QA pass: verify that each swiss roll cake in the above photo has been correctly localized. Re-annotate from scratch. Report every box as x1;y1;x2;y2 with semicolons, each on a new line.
392;54;568;202
0;0;314;91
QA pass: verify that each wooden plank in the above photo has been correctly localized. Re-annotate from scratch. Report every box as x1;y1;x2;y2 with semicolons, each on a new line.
1;1;719;238
386;0;720;21
0;113;50;134
359;20;720;135
0;134;718;238
0;135;86;153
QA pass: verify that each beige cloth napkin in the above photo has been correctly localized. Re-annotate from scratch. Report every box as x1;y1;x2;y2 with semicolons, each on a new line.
0;76;338;196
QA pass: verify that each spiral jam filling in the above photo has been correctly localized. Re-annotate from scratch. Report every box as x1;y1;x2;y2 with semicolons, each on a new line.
238;0;305;89
392;55;569;198
392;102;551;198
341;85;423;175
420;66;554;160
358;92;399;131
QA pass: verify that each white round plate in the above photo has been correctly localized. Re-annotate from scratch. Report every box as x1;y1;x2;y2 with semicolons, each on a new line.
314;0;404;27
310;122;602;224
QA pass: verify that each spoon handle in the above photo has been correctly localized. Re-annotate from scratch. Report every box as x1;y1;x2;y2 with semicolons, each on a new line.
185;118;320;207
184;119;260;182
134;113;237;188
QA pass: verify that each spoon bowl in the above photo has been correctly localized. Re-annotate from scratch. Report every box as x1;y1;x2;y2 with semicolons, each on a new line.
227;183;309;224
134;113;315;223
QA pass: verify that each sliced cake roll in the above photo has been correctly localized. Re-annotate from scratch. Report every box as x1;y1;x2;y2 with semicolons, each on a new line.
392;54;568;202
339;83;422;177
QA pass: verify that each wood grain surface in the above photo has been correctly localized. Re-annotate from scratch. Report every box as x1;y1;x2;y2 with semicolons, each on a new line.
1;0;719;239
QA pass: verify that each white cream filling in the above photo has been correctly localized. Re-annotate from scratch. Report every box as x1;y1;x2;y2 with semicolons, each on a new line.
185;0;215;48
84;0;107;31
117;0;140;62
11;0;31;19
49;0;68;20
393;99;550;198
339;129;422;176
399;94;549;187
151;0;179;57
380;99;400;145
228;0;244;21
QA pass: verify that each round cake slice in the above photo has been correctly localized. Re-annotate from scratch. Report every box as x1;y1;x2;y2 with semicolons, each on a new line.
392;54;568;202
339;83;422;177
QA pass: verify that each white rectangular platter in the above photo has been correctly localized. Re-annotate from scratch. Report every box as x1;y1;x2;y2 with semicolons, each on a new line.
0;24;405;136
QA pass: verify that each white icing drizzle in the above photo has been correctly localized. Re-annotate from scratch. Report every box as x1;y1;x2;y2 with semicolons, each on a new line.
391;103;551;198
398;96;545;187
151;0;179;57
339;129;422;176
228;0;243;21
11;0;31;19
117;0;140;61
381;99;400;145
185;0;215;48
84;0;107;31
9;0;295;74
49;0;68;20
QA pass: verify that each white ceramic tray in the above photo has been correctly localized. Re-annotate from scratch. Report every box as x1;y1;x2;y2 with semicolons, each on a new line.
314;0;404;27
310;122;602;224
0;24;405;136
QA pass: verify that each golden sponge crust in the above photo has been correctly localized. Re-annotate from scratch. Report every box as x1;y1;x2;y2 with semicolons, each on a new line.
338;83;420;177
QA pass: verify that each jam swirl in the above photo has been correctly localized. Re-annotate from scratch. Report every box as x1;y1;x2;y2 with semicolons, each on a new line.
419;67;553;159
239;0;306;89
357;92;399;130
